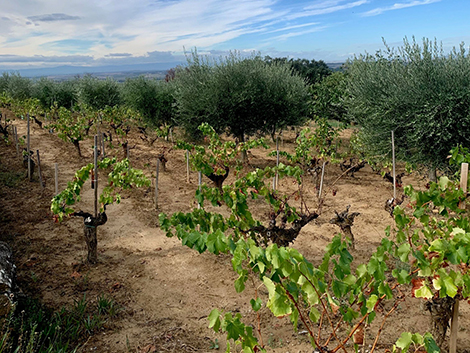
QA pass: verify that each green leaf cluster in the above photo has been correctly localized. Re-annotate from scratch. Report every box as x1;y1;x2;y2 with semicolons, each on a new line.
51;158;150;221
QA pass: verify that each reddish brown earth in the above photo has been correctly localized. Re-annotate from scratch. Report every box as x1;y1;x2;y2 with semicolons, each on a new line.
1;112;469;353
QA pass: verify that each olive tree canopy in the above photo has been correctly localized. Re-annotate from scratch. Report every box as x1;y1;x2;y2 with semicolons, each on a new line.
174;51;310;141
347;37;470;177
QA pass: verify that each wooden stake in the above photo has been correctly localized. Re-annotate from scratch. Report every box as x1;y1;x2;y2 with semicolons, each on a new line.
14;126;19;158
55;163;59;195
318;162;326;198
448;163;468;353
459;163;468;209
36;150;44;189
101;132;106;158
391;130;396;199
27;113;31;181
197;171;202;209
155;159;160;209
94;135;98;218
126;143;130;161
449;299;459;353
186;151;190;183
276;137;280;189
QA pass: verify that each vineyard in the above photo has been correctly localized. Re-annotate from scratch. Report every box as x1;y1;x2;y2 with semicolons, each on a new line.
1;99;470;353
1;41;470;353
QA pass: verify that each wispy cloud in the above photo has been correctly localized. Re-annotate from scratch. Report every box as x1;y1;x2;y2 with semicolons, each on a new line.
28;13;80;22
288;0;369;20
0;54;93;63
104;53;132;57
362;0;441;17
0;0;463;70
268;25;330;42
265;22;320;34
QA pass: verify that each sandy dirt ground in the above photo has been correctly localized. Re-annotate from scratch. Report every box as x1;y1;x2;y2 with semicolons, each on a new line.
0;111;469;353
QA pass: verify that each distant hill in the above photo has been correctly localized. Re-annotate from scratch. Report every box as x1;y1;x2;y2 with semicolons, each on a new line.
1;61;344;80
327;62;344;71
0;62;182;80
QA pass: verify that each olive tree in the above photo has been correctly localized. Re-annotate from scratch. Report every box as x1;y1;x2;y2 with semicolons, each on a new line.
174;51;310;142
311;71;349;123
0;72;32;100
121;76;177;128
32;78;78;109
347;37;470;180
264;56;332;85
77;75;121;110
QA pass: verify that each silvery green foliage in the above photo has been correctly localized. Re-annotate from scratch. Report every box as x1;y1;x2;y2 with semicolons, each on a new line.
174;50;310;141
347;37;470;172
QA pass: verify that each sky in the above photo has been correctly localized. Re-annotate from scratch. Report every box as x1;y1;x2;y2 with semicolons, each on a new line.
1;0;469;72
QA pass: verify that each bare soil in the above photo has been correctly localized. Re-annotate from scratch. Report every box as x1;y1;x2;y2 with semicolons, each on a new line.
1;113;469;353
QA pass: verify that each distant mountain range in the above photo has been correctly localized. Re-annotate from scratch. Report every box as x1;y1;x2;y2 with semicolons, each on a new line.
0;62;182;80
1;61;343;80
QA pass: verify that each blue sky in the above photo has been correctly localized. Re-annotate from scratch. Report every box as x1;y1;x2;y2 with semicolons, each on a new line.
0;0;469;71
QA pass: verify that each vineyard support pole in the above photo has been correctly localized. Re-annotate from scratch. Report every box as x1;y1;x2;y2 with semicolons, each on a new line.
186;151;190;183
14;126;19;158
97;115;101;157
55;163;59;195
318;161;326;198
101;133;106;158
94;135;98;218
276;137;280;189
459;163;468;209
27;113;31;181
391;130;396;199
449;300;459;353
36;150;44;190
197;171;202;209
155;159;160;209
126;143;130;161
449;162;468;353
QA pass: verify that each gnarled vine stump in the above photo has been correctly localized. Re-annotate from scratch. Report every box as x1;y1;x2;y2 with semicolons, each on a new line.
329;205;360;249
424;296;455;349
73;210;108;264
249;213;319;247
206;166;229;192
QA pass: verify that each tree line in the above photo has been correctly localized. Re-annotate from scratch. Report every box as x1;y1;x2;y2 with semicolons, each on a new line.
2;37;470;178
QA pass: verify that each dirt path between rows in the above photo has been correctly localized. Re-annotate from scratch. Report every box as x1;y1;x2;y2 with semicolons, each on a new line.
1;113;469;352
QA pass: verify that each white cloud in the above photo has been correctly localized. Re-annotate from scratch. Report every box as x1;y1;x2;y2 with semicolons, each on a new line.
361;0;441;16
288;0;369;20
267;25;330;41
